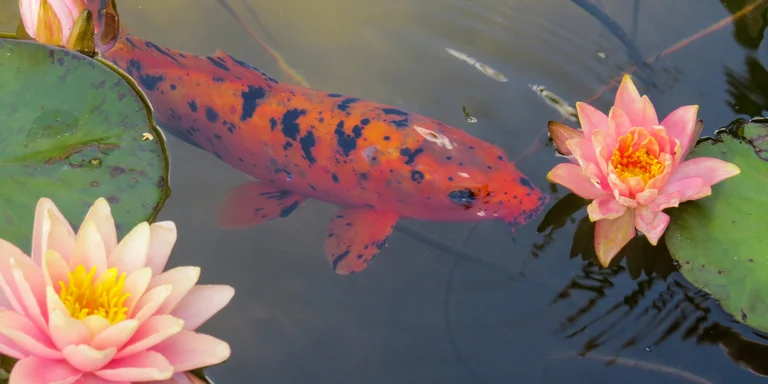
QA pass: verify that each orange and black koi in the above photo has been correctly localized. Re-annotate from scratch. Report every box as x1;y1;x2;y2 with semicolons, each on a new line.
102;34;549;274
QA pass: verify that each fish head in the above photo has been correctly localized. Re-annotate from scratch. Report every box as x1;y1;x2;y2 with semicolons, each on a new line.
397;120;548;227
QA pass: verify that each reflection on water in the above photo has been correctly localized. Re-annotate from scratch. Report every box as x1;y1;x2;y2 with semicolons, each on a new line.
5;0;768;382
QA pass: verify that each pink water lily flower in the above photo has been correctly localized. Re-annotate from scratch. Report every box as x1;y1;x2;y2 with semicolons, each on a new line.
547;74;741;266
0;197;234;383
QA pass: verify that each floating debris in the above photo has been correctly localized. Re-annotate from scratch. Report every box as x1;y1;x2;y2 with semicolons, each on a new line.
445;47;508;82
529;84;579;122
142;132;154;141
462;105;477;123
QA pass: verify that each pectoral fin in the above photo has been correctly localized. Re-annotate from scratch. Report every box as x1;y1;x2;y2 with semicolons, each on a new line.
217;181;305;228
325;209;399;275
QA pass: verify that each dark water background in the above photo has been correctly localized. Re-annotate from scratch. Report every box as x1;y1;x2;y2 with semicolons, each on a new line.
4;0;768;382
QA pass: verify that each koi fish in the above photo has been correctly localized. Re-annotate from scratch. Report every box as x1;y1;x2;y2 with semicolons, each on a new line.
101;34;548;274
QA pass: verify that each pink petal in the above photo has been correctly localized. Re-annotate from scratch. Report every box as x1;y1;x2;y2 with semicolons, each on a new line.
81;198;119;257
47;0;77;41
151;330;231;372
682;119;705;159
95;351;173;382
70;221;108;276
171;285;235;331
587;195;627;221
9;356;82;384
654;177;711;211
108;223;151;274
635;96;660;128
75;374;125;384
546;163;606;200
90;320;139;351
606;171;630;200
20;0;41;39
634;206;670;246
131;285;173;324
81;316;111;338
635;189;658;206
31;198;76;265
123;268;152;314
608;106;632;137
116;315;184;359
613;75;642;121
46;286;69;315
43;249;70;290
0;313;26;359
590;130;615;174
63;344;117;372
660;105;699;157
49;310;90;350
0;240;47;331
667;157;741;187
145;222;177;276
594;209;636;267
648;126;672;155
548;121;584;157
149;267;201;315
575;102;610;141
0;310;61;359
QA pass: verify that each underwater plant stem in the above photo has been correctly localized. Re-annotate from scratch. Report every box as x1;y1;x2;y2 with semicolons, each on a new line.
214;0;310;87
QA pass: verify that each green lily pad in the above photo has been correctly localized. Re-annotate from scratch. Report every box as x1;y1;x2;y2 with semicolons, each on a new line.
665;119;768;332
0;37;170;253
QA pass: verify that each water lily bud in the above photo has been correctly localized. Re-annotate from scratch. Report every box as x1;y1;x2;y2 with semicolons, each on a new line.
66;9;96;55
19;0;93;47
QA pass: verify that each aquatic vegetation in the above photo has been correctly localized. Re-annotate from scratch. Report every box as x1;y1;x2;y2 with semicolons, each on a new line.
0;37;169;254
547;74;740;266
0;197;232;383
19;0;93;52
666;119;768;334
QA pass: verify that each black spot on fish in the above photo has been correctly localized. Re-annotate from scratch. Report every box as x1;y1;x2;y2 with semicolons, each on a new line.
375;240;387;250
337;98;359;112
383;136;391;141
205;107;219;123
335;121;364;156
240;85;266;121
520;177;534;190
269;117;277;131
144;40;179;62
400;147;424;165
328;93;343;98
281;109;307;141
279;201;300;218
260;190;292;200
299;131;317;165
411;170;425;183
213;133;222;140
187;100;198;112
170;84;177;91
206;56;229;71
125;37;138;49
382;108;408;116
361;118;370;126
331;250;351;270
332;173;340;183
497;155;504;161
446;156;453;161
223;120;237;134
390;118;409;128
213;151;224;160
283;141;293;150
126;59;165;91
212;76;226;83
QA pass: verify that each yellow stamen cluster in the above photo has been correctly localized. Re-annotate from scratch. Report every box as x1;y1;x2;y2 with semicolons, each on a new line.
58;265;130;324
610;133;664;185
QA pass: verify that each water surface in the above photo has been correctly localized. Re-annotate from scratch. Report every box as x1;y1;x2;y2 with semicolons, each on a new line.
3;0;768;382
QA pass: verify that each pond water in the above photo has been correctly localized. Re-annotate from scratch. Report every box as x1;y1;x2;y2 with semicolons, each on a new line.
3;0;768;382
